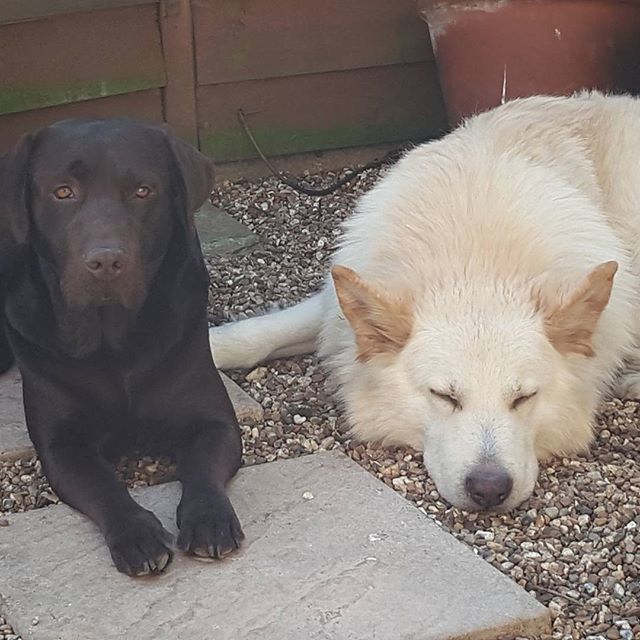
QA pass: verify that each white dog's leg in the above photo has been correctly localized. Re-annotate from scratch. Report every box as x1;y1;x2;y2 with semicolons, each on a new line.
209;293;324;370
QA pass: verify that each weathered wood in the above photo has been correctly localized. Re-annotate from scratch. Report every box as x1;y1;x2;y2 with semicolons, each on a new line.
158;0;198;144
0;0;447;164
0;4;165;115
197;62;447;163
193;0;434;86
0;89;163;154
0;0;156;26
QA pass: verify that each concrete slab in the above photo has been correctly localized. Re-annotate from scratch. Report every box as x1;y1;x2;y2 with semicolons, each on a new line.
0;452;550;640
195;201;258;257
0;369;262;462
0;368;31;462
220;374;263;426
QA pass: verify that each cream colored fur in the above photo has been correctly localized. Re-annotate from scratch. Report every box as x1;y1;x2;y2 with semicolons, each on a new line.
210;93;640;510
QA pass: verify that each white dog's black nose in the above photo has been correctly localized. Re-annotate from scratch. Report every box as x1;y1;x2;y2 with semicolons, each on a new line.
465;464;513;509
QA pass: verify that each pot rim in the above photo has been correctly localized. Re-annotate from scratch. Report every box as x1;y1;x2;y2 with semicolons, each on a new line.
418;0;640;16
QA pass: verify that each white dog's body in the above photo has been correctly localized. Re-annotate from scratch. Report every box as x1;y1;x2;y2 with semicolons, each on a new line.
211;93;640;510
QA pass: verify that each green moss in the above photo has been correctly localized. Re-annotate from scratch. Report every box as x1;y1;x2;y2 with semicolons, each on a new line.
0;74;165;116
199;118;439;163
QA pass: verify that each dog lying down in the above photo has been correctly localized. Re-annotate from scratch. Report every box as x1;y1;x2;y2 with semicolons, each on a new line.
0;119;244;576
210;92;640;512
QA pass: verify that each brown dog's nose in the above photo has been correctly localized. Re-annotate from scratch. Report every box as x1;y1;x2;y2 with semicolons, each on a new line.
465;464;513;509
84;248;128;280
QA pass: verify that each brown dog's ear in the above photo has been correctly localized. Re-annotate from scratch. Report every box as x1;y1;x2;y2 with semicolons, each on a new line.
2;133;36;246
332;265;412;362
163;129;214;229
544;261;618;357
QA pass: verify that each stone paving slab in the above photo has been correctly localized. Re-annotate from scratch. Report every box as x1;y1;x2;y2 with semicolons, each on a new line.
0;452;549;640
0;369;262;462
195;201;258;256
0;368;30;462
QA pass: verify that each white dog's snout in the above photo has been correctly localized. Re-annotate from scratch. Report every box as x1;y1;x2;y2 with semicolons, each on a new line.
464;463;514;510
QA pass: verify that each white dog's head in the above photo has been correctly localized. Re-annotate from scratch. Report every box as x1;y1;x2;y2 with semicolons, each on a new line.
332;261;617;511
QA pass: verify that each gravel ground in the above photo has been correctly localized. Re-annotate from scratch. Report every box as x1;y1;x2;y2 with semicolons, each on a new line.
1;164;639;640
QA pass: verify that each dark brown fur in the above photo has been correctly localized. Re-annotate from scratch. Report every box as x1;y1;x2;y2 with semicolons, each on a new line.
0;119;244;576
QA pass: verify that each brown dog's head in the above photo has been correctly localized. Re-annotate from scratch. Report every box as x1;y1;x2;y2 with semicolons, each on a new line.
3;119;213;310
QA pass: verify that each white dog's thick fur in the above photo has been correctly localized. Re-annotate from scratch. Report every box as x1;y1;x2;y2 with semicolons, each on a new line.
210;93;640;511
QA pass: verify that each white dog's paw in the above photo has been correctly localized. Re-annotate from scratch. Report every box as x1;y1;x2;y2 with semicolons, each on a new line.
208;325;236;370
613;372;640;401
208;323;274;370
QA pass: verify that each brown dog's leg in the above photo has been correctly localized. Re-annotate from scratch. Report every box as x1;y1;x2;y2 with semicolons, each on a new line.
0;320;14;374
0;288;14;374
39;438;174;576
175;423;245;558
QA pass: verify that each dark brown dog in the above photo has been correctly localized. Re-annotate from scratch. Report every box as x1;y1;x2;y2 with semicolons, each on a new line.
0;119;244;576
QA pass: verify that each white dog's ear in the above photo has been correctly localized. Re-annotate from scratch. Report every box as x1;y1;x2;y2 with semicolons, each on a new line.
331;265;412;362
544;261;618;357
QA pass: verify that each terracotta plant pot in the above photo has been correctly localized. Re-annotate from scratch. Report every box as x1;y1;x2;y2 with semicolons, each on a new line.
417;0;640;127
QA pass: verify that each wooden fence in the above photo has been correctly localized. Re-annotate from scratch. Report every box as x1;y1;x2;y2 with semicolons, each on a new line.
0;0;447;163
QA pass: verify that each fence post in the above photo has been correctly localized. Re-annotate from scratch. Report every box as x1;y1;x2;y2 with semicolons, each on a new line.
159;0;199;146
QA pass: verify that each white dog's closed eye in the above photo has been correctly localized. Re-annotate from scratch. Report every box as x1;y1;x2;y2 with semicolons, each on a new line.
428;385;537;412
510;391;537;410
429;388;461;411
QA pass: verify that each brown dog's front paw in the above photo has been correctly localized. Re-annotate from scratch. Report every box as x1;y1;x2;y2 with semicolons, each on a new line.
105;509;174;577
176;492;244;559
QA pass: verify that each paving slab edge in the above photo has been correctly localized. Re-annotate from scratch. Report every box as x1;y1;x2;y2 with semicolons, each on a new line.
0;445;34;464
0;372;263;463
0;452;551;640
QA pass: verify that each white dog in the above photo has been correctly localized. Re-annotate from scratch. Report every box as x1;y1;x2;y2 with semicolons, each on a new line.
210;92;640;511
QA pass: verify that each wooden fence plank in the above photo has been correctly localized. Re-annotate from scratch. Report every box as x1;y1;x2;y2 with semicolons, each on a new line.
0;0;156;25
0;4;165;115
197;62;446;163
0;89;163;153
193;0;433;85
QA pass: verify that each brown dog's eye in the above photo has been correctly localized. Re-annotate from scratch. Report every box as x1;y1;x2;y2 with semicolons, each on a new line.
135;186;151;199
511;392;537;410
54;186;74;200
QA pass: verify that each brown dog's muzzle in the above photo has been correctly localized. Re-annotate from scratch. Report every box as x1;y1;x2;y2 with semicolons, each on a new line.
61;245;144;310
84;247;129;281
60;211;145;310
